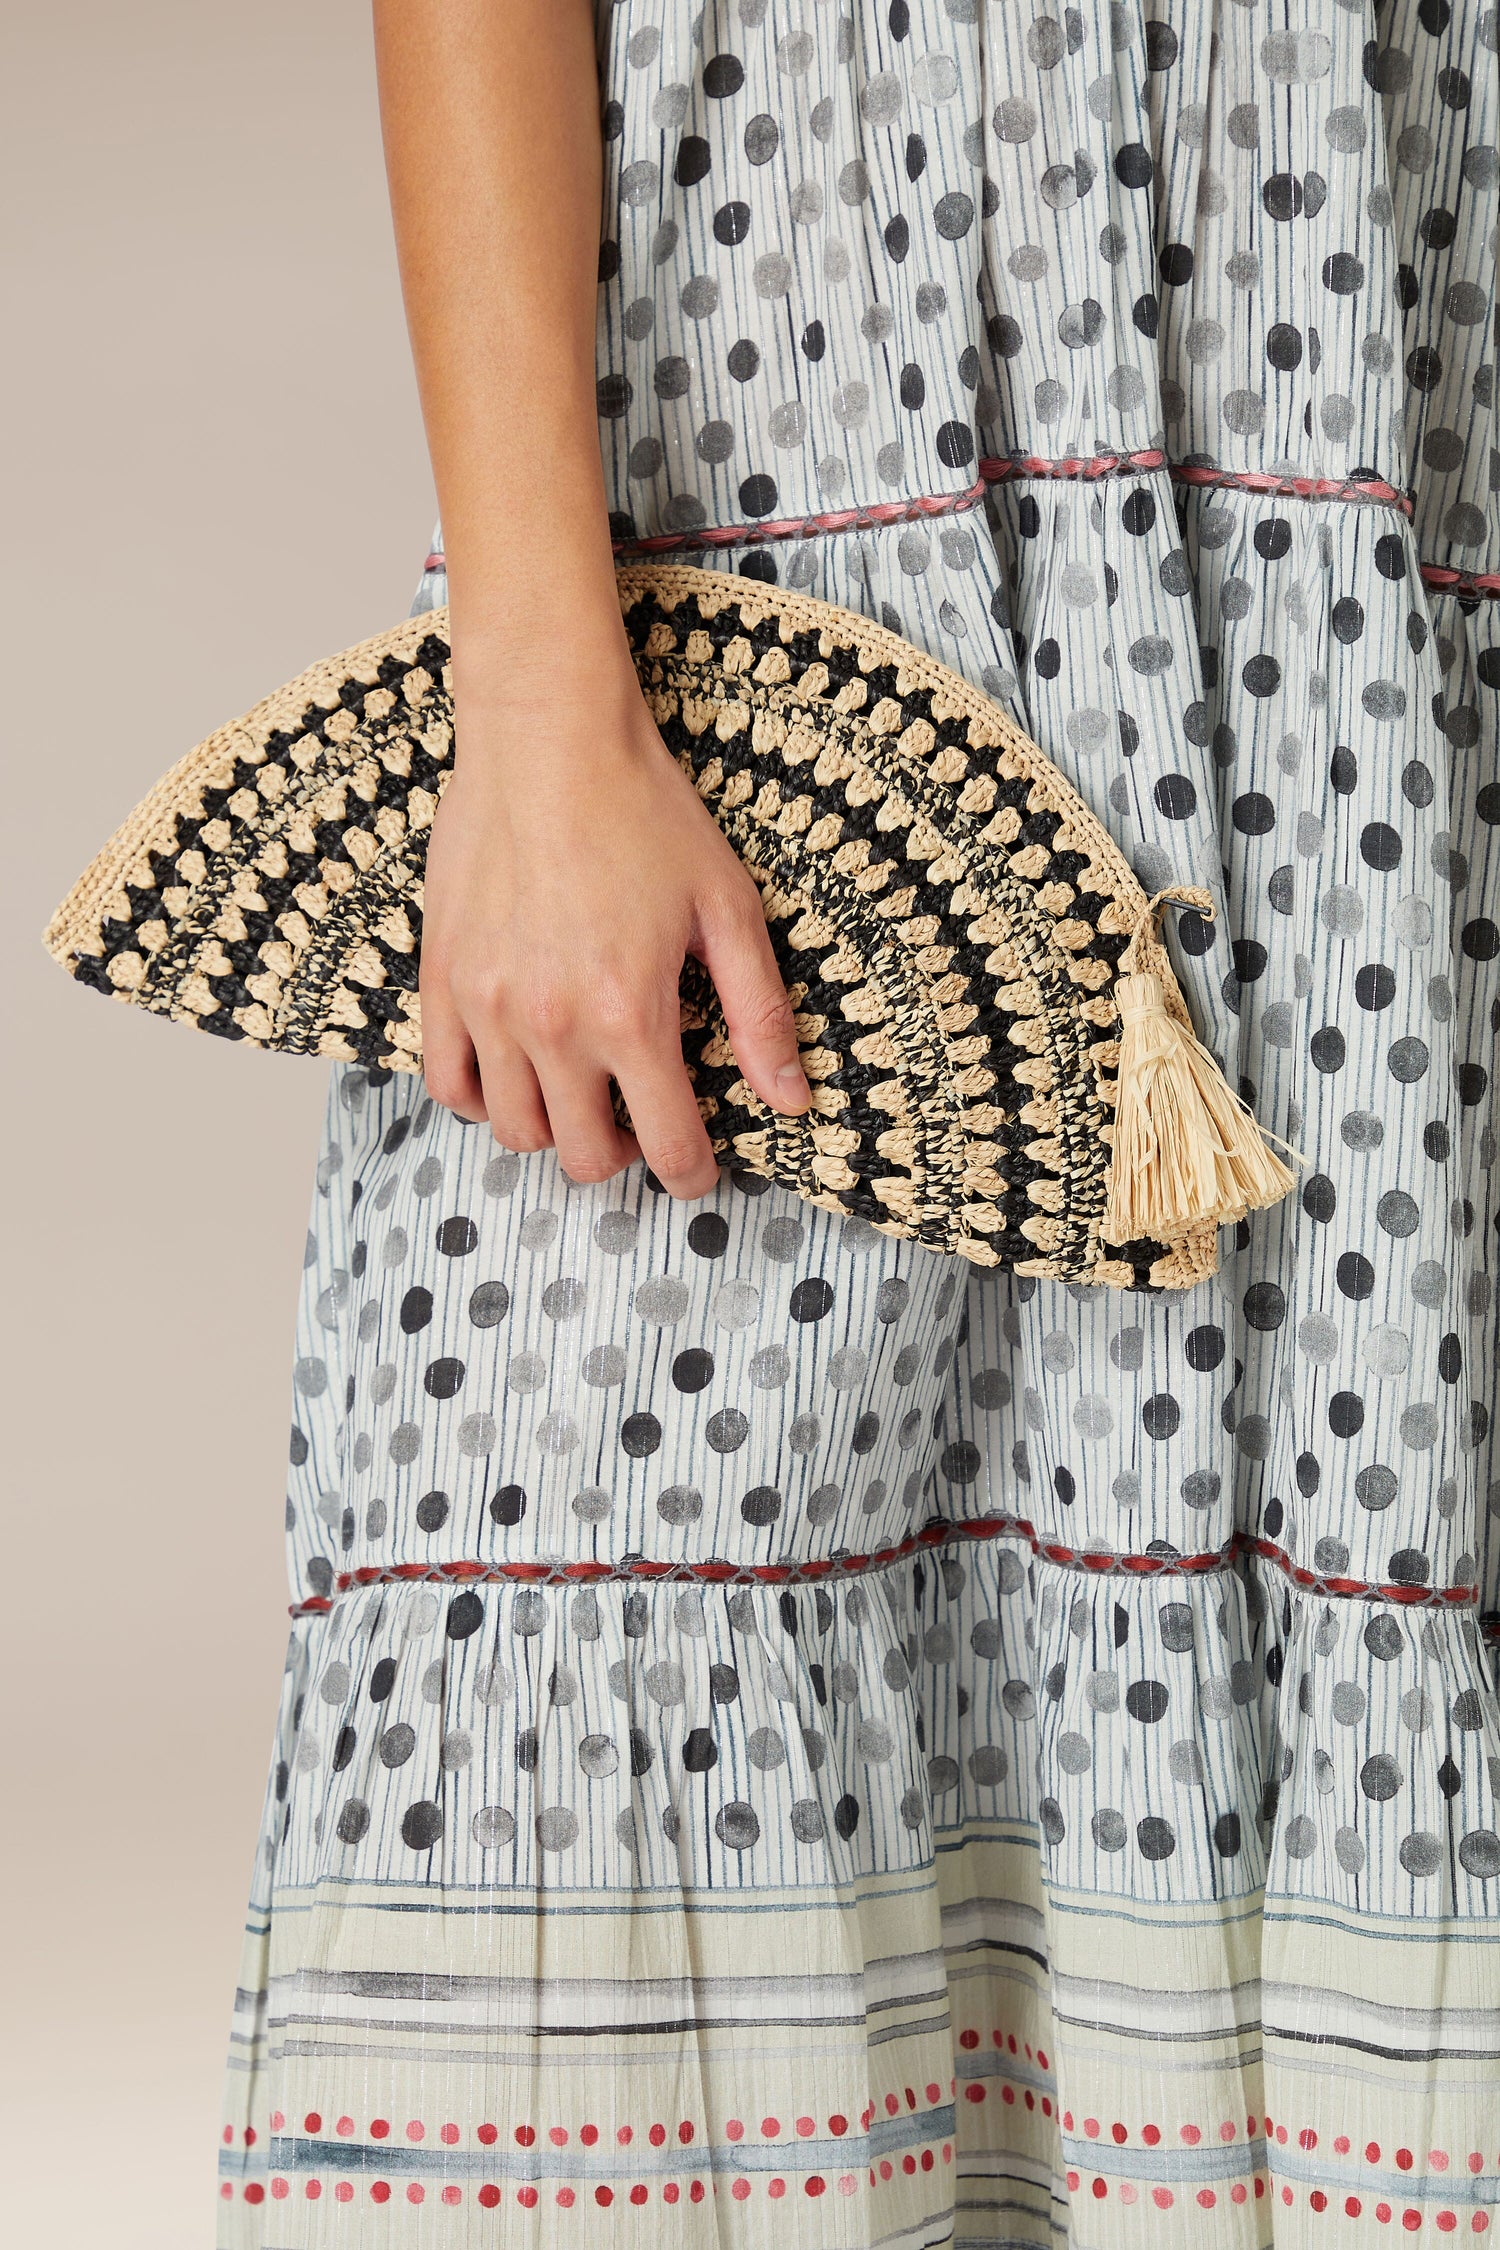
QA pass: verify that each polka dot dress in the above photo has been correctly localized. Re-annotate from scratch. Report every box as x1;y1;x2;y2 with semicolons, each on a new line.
218;5;1500;2244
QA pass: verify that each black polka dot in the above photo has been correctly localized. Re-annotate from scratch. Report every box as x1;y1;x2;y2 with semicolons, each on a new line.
1302;1174;1337;1222
1142;1394;1181;1441
1243;1284;1286;1331
687;1213;729;1258
1355;963;1397;1010
1121;489;1156;535
1266;322;1302;370
1360;822;1403;871
1233;791;1276;833
1337;1251;1376;1300
621;1413;663;1457
1322;250;1365;292
401;1801;444;1852
1329;1391;1366;1438
703;51;744;98
741;1485;782;1526
1136;1815;1176;1860
446;1591;484;1640
674;136;712;188
1263;173;1303;221
489;1485;526;1527
683;1727;718;1773
1184;1324;1226;1372
1154;774;1197;819
336;1799;370;1845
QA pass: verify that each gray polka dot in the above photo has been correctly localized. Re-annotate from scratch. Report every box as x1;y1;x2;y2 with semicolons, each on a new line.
536;1411;581;1454
712;1281;760;1329
632;1273;690;1324
472;1805;516;1847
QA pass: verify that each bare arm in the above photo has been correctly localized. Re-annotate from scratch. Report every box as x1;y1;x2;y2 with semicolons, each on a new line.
372;0;809;1193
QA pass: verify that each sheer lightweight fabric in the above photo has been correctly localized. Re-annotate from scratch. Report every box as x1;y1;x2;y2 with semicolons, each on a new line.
219;4;1500;2244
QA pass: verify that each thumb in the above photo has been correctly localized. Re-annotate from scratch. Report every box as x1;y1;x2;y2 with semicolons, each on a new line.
699;891;811;1117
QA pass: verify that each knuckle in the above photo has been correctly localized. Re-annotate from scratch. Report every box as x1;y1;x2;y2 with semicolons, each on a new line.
491;1121;549;1154
560;1144;624;1187
743;989;797;1045
589;976;656;1046
426;1064;477;1115
516;983;577;1046
709;878;765;934
648;1132;711;1183
447;967;504;1022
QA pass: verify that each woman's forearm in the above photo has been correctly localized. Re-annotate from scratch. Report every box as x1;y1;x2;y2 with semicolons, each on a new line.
372;0;809;1180
372;0;623;697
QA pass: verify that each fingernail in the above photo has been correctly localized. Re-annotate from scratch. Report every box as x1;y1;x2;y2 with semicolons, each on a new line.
776;1062;811;1109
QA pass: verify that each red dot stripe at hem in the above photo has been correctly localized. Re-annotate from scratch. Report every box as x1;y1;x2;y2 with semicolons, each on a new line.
285;1516;1487;1619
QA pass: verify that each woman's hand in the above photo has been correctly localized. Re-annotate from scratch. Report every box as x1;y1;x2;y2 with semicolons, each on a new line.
419;641;811;1197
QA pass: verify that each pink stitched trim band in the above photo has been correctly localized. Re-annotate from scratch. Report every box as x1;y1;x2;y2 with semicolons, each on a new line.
1167;462;1414;514
1415;564;1500;597
285;1517;1483;1620
420;451;1428;576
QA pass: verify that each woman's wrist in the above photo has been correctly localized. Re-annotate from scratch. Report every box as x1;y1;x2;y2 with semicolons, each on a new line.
451;610;636;701
448;569;634;696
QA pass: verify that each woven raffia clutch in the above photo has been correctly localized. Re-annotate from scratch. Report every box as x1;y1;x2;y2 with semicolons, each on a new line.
44;563;1294;1288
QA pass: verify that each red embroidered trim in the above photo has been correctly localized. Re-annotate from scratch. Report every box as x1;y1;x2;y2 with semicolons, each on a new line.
983;447;1168;485
1415;564;1500;598
1167;462;1414;515
616;482;993;553
417;449;1427;572
286;1518;1483;1619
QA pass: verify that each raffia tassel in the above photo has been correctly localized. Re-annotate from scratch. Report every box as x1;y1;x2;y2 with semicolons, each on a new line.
1102;887;1299;1247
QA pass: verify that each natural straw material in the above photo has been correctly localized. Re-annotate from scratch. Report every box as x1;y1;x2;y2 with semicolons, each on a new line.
42;563;1295;1287
1101;888;1297;1246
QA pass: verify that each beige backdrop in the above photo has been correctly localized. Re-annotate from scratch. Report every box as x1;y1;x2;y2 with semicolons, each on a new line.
4;6;435;2241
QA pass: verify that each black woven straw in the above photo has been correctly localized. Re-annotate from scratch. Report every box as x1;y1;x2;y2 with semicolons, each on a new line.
43;563;1219;1289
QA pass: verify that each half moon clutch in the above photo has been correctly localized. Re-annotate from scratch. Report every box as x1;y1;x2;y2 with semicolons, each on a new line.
42;562;1294;1288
